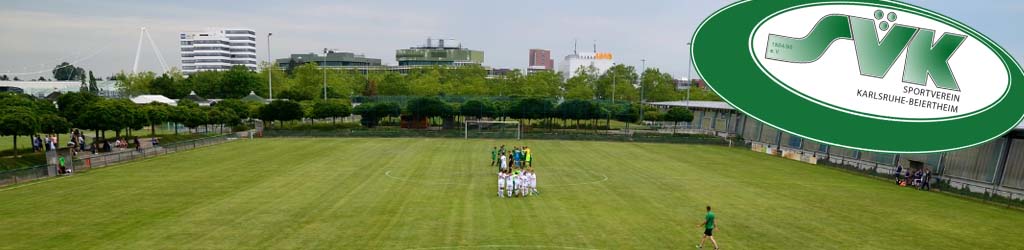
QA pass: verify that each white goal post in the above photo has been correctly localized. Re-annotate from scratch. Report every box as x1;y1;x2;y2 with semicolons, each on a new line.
464;120;521;140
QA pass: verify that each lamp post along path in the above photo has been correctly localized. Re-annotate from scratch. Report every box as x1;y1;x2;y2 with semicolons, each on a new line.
267;32;273;100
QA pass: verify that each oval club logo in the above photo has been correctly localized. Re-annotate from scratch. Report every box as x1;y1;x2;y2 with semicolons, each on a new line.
692;0;1024;153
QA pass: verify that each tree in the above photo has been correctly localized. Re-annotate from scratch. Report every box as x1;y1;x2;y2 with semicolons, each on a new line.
258;100;303;127
556;99;600;129
143;103;171;136
596;64;639;101
39;114;71;135
312;100;351;124
56;91;101;126
52;62;85;81
213;107;240;132
353;102;400;128
177;99;199;109
0;107;38;157
406;97;452;121
214;99;251;120
460;100;495;120
373;71;408;96
407;67;443;96
150;73;183;99
363;79;379;97
287;63;324;101
663;107;694;134
614;104;641;130
181;107;208;132
80;76;89;93
564;66;598;100
642;68;682;102
494;69;525;96
523;70;563;97
219;65;262;98
114;71;157;96
88;71;99;94
509;97;554;127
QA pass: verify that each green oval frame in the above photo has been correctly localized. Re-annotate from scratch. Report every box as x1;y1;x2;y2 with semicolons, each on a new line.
692;0;1024;153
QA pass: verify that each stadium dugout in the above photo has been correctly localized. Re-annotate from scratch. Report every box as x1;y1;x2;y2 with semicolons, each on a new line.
648;100;1024;201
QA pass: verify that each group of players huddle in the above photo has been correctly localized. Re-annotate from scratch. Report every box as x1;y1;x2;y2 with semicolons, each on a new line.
491;145;538;198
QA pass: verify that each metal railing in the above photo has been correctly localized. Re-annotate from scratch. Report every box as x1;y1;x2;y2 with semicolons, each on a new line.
0;134;240;188
263;128;732;146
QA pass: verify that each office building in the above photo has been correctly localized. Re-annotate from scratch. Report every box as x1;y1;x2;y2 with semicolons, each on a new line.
528;49;554;73
276;51;382;69
396;38;484;66
179;28;257;74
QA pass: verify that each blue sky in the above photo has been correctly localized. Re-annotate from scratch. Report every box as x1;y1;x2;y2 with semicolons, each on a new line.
0;0;1020;79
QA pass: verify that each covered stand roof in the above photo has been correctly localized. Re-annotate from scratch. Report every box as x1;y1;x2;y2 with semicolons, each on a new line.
184;90;208;103
241;91;266;103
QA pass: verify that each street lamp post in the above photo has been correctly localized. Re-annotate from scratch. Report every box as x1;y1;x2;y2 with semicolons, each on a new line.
686;42;693;104
323;48;329;100
639;59;646;123
267;32;273;100
611;63;616;104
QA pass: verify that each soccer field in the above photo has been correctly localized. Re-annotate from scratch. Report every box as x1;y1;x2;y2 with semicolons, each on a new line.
1;138;1022;249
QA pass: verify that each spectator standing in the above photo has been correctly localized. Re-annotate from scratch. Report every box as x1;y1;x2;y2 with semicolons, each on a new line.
31;135;40;152
134;137;141;151
920;168;932;190
894;164;903;185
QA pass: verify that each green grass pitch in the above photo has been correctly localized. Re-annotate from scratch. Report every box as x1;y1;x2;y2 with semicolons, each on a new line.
1;138;1022;249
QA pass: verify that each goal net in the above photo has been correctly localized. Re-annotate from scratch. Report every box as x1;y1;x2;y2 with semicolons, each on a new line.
465;120;521;140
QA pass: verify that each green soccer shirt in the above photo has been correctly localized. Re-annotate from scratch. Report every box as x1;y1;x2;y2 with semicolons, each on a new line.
705;212;716;229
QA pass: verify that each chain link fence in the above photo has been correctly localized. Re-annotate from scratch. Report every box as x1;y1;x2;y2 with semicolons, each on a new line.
0;134;240;188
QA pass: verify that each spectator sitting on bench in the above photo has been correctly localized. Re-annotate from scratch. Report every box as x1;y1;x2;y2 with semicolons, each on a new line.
912;169;924;187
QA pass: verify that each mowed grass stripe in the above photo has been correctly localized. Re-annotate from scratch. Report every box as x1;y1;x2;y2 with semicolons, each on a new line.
1;138;1023;249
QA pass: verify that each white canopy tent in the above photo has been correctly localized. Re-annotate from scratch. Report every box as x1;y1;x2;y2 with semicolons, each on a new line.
130;95;177;106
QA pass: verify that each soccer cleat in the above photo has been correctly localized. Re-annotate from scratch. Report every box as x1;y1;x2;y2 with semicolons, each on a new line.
696;245;702;249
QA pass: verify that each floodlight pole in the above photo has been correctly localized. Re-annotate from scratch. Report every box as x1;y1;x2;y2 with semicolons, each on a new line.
267;32;273;100
611;63;616;104
639;59;646;123
323;48;328;100
686;42;693;105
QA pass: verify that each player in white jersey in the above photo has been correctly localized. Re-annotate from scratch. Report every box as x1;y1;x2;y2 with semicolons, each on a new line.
499;153;508;171
497;170;506;198
519;171;529;197
529;167;538;195
506;169;516;197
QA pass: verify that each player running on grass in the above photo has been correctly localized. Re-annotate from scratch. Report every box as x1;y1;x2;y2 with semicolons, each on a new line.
696;206;720;249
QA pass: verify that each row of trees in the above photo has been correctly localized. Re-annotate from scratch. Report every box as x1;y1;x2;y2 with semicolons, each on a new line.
255;97;694;132
115;62;720;103
0;93;71;157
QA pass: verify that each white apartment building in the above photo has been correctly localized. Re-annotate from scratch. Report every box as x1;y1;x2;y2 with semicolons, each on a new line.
560;52;615;79
179;28;257;74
